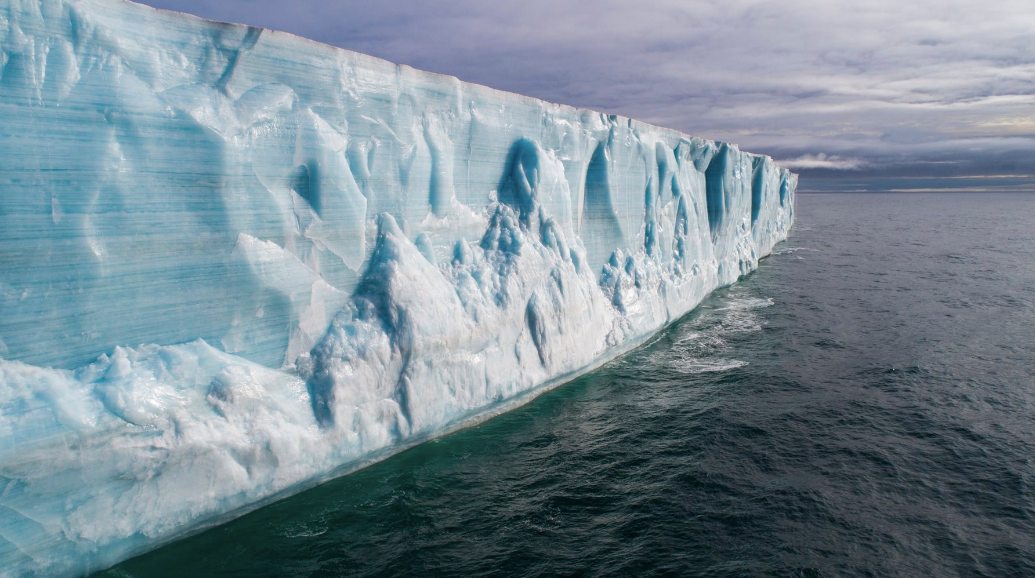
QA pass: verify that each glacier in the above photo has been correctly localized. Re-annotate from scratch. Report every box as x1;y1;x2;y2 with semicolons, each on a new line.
0;0;796;576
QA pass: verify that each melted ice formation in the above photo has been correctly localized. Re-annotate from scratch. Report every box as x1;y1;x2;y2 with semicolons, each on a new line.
0;0;796;575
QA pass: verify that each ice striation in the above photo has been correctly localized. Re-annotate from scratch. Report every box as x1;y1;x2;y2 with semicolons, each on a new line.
0;0;796;575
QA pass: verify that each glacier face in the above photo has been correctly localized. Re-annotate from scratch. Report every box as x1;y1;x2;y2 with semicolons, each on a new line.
0;0;796;576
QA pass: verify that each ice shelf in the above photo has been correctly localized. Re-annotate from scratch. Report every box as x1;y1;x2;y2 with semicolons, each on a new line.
0;0;795;575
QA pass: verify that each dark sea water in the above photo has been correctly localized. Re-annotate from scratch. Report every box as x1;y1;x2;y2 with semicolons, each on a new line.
100;193;1035;578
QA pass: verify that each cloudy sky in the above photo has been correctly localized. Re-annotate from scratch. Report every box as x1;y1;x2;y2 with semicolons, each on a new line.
138;0;1034;192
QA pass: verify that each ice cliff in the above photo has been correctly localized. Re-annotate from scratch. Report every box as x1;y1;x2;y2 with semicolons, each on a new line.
0;0;796;575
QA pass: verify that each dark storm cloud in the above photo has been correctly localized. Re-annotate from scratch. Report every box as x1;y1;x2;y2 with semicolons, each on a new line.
137;0;1035;191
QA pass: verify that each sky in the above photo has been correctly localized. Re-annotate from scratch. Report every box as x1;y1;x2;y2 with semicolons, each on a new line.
137;0;1034;193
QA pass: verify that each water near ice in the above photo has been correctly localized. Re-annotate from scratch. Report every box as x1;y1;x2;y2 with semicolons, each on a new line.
0;0;793;576
100;193;1035;578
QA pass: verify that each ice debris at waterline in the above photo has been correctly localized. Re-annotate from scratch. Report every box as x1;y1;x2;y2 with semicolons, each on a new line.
0;0;795;575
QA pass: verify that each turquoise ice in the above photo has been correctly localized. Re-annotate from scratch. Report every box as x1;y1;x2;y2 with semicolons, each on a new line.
0;0;795;575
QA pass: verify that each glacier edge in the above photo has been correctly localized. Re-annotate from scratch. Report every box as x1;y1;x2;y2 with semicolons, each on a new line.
0;0;796;576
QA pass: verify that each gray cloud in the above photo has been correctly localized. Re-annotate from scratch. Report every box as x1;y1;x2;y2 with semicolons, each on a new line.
136;0;1035;192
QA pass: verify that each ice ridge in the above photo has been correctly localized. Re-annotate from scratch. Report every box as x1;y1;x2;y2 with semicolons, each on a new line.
0;0;796;575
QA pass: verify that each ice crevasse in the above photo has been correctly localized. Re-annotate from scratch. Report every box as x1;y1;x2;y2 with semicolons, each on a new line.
0;0;797;575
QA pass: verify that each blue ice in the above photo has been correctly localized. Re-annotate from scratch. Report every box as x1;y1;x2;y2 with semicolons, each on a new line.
0;1;795;575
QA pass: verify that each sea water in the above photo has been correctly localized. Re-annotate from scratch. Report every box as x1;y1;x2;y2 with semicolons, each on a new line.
99;192;1035;577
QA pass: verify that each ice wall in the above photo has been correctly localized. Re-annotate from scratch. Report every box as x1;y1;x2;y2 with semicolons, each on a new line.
0;0;796;575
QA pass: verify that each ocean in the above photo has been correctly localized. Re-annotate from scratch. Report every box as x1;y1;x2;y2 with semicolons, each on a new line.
99;193;1035;577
